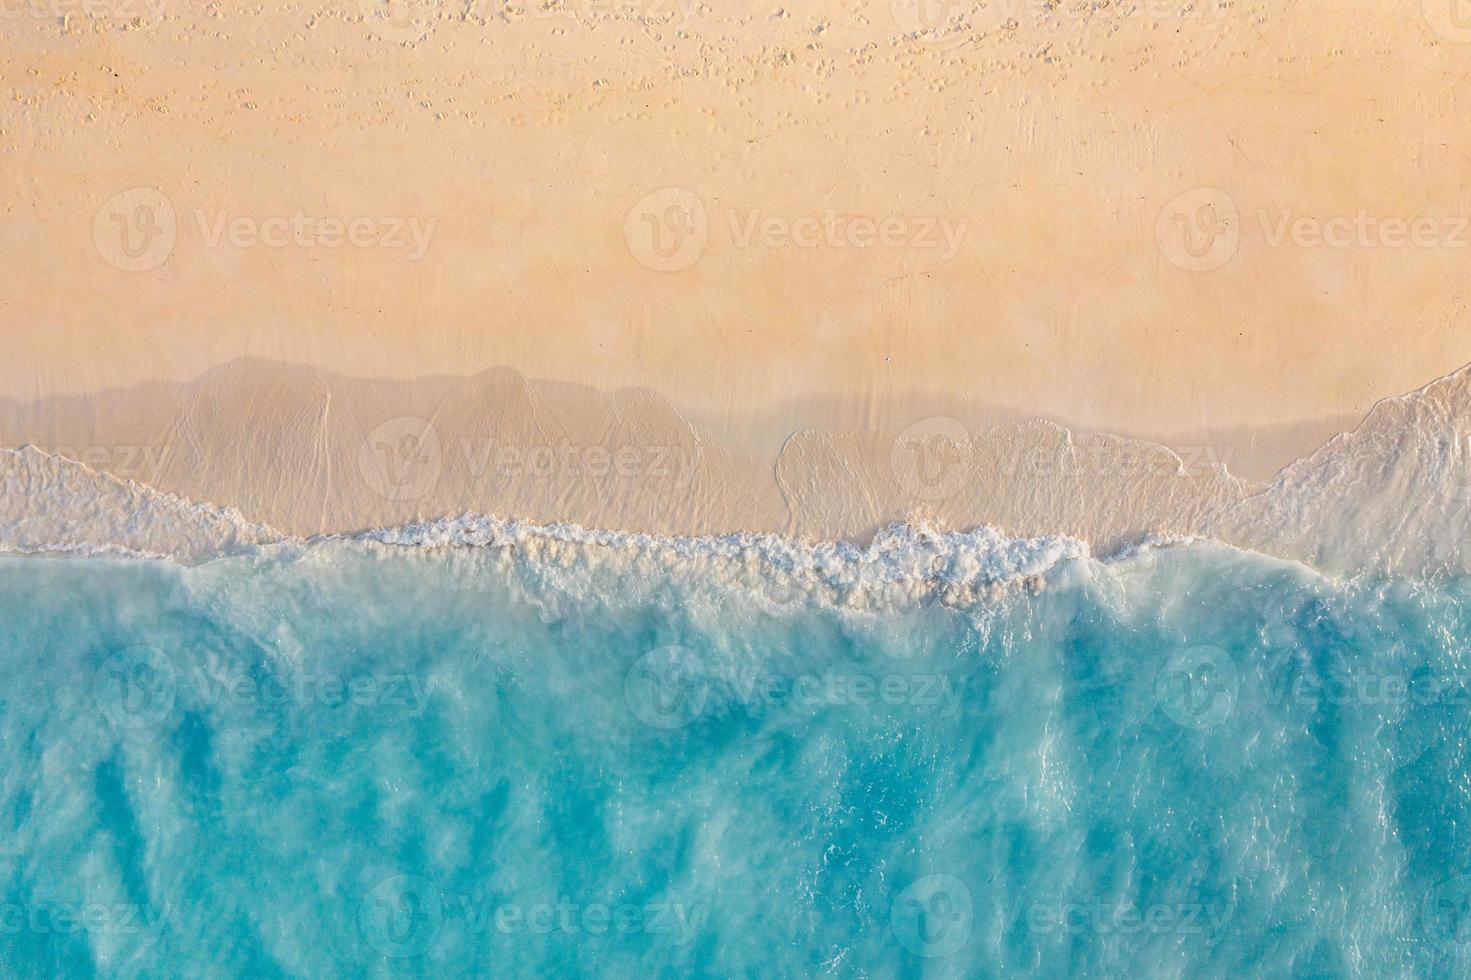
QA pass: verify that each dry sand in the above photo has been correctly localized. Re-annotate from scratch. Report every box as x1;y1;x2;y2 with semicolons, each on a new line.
2;0;1470;544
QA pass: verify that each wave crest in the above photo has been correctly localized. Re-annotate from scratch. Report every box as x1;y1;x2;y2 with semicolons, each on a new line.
352;515;1087;609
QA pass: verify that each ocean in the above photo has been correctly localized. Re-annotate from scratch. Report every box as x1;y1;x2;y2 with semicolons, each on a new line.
1;527;1468;977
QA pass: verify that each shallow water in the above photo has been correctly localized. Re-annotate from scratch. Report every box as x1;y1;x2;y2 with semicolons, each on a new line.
3;539;1470;977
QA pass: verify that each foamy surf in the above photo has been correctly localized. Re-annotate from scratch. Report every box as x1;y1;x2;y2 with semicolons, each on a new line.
1;521;1466;975
352;515;1087;609
5;365;1471;579
0;446;283;564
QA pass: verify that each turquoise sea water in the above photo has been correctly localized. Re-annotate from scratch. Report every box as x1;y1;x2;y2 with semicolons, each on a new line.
3;538;1471;977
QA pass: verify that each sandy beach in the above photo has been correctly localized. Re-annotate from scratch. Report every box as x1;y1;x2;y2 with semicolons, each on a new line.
2;0;1470;553
10;7;1471;972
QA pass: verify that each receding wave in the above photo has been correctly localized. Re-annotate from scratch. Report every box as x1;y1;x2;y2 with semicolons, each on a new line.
0;446;282;563
3;363;1470;580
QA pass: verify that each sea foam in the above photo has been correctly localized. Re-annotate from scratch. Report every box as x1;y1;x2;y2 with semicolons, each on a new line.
0;529;1465;975
352;515;1087;610
3;365;1471;581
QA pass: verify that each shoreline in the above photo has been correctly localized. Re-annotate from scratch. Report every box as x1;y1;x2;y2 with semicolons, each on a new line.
2;357;1469;577
1;354;1372;479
